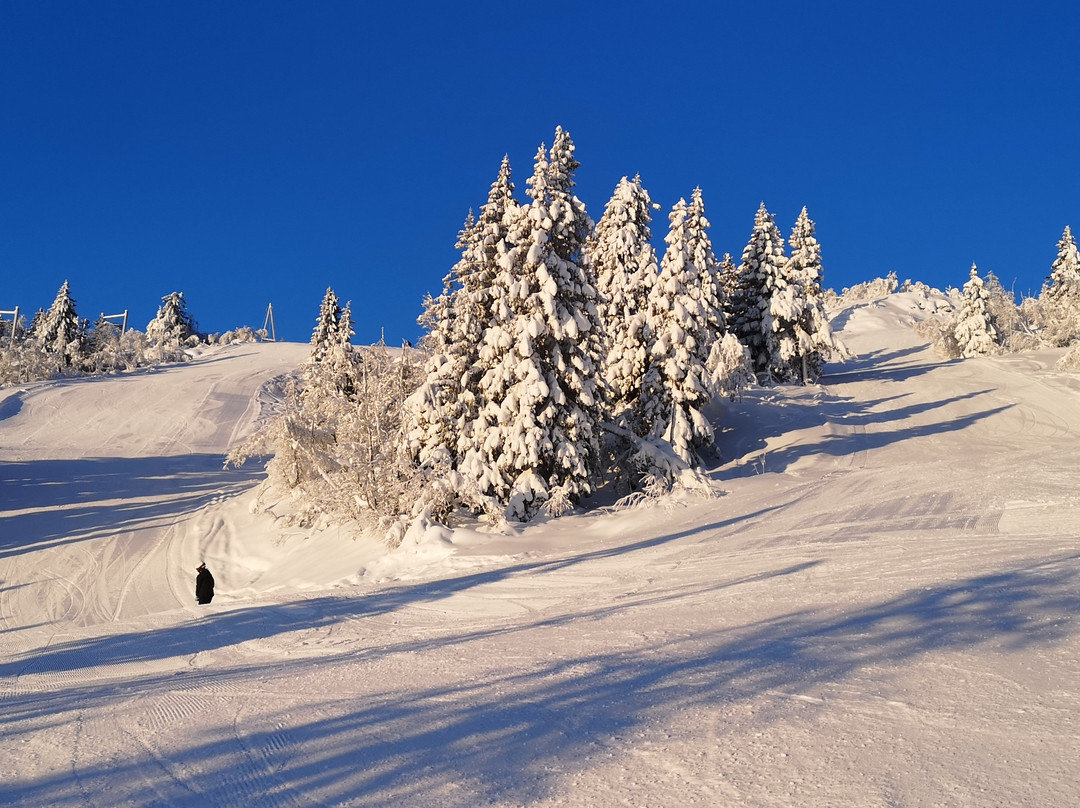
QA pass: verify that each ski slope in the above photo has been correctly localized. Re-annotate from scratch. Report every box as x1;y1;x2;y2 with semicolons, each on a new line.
1;295;1078;807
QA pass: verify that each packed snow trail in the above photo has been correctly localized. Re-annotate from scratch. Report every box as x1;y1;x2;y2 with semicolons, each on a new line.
2;298;1079;807
0;344;309;632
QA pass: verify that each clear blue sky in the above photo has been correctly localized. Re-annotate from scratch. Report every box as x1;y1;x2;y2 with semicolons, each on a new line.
2;1;1076;345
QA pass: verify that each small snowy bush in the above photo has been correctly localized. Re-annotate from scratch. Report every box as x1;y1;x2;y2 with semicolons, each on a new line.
839;273;899;303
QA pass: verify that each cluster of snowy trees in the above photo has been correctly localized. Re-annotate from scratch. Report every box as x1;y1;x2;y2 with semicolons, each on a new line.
0;283;262;387
728;204;849;383
918;226;1080;365
402;131;846;523
237;128;847;538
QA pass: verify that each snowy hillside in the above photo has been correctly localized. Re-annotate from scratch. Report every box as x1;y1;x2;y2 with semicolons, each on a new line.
2;293;1078;807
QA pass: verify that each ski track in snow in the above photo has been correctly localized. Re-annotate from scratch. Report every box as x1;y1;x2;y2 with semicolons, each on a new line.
2;300;1080;806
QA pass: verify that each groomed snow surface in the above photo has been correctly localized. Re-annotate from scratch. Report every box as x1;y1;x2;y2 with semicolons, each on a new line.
2;293;1078;807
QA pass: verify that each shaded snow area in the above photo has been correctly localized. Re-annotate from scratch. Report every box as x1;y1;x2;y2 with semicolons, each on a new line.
2;294;1079;807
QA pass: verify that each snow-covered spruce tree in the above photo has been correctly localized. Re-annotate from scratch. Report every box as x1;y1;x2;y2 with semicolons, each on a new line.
731;203;787;379
27;308;45;337
404;215;476;474
1037;226;1080;347
36;281;84;370
586;175;659;426
462;156;519;355
455;156;521;466
406;157;522;485
327;300;359;397
146;291;198;363
462;128;604;520
164;291;198;339
768;207;814;382
638;195;721;465
416;212;475;356
338;300;355;347
952;264;999;357
772;207;849;383
717;252;740;312
297;294;361;427
310;287;342;363
1044;225;1080;303
685;188;727;341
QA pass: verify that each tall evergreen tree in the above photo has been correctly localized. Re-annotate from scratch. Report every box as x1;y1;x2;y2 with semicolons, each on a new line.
468;155;519;338
464;127;603;520
417;214;473;354
330;301;359;397
772;207;847;382
638;196;719;463
1044;225;1080;303
406;157;520;478
788;207;825;290
587;175;659;424
953;264;998;357
37;281;83;368
310;287;342;363
299;289;360;442
156;292;198;340
717;252;740;312
731;203;787;378
455;156;519;463
146;291;198;364
685;188;726;339
406;214;477;471
1036;226;1080;347
28;309;46;338
337;300;355;348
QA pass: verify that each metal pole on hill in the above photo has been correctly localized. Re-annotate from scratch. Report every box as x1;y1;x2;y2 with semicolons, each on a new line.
263;303;276;342
0;306;19;347
100;310;128;334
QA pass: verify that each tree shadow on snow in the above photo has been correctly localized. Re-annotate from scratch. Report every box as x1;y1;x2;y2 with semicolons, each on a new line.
0;454;262;558
714;381;1007;480
0;507;786;680
0;390;23;421
821;344;947;386
3;552;1078;806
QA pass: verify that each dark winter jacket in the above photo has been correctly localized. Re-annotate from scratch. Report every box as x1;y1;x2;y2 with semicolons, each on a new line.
196;568;215;604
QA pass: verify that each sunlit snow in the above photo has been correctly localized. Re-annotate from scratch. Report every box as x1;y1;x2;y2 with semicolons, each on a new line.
2;292;1078;806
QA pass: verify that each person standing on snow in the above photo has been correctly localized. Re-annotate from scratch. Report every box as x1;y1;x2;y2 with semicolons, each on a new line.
195;562;215;604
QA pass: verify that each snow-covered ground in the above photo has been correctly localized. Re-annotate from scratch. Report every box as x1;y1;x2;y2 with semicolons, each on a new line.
2;294;1078;807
